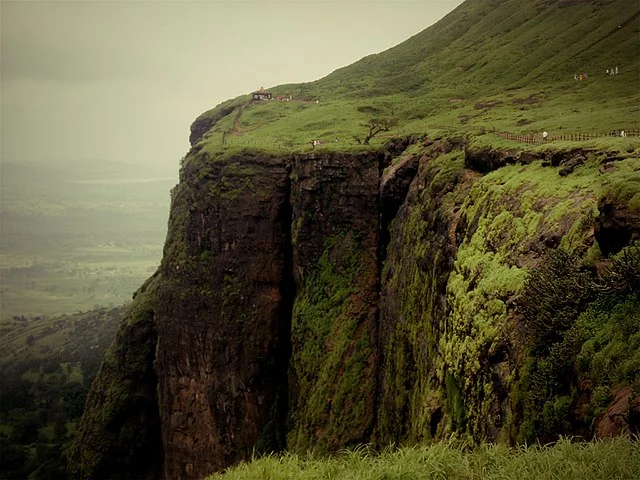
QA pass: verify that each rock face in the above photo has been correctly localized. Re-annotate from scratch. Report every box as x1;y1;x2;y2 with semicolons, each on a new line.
189;105;237;146
154;152;293;479
71;131;640;479
287;151;381;452
595;181;640;256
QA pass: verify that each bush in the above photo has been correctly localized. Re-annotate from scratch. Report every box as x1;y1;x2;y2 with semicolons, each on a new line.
520;249;592;354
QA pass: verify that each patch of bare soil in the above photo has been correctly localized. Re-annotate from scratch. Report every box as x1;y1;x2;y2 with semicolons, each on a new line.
595;386;638;437
512;94;544;105
474;100;503;110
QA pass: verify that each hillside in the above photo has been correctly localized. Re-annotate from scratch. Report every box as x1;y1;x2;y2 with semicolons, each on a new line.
68;1;640;479
189;0;639;156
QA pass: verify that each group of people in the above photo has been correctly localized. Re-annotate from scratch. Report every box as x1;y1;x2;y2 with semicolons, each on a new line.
573;66;621;80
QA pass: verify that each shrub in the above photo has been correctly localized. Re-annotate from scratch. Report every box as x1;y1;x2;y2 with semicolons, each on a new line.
520;249;592;354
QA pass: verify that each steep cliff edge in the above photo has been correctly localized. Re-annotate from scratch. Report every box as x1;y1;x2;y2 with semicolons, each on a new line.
154;151;293;479
69;276;163;480
378;139;639;445
71;132;639;479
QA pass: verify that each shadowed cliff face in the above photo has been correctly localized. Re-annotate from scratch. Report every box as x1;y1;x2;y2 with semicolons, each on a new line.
153;150;386;475
287;151;382;453
154;153;293;479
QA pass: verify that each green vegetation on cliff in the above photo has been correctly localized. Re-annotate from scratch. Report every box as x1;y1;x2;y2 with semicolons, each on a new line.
68;275;162;480
377;131;639;447
289;233;376;453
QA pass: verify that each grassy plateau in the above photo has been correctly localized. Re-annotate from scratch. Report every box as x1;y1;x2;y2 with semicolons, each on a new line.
189;0;639;161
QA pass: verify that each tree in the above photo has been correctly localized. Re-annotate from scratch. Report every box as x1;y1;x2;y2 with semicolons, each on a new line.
355;117;398;145
53;417;68;441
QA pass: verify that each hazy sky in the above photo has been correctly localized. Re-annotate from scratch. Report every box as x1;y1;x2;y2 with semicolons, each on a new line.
1;0;464;172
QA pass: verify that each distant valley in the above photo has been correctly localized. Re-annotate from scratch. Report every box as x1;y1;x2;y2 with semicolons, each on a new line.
0;159;175;320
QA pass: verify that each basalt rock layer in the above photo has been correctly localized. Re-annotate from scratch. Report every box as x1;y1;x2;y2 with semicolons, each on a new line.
71;134;640;479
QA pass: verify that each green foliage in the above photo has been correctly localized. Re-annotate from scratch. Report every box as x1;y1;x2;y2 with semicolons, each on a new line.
575;296;640;390
520;249;592;353
514;242;640;442
288;233;375;454
602;177;640;214
208;437;640;480
445;373;467;431
594;243;640;295
0;305;122;479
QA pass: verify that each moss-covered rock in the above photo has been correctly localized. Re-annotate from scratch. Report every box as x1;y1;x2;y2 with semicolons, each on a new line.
287;151;381;454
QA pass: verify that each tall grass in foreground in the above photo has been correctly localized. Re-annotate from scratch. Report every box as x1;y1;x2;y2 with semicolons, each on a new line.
209;437;639;479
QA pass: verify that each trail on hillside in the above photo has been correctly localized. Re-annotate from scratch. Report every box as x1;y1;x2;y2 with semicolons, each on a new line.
232;105;245;133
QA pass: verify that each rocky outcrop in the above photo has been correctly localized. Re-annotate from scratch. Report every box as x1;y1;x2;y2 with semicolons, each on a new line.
379;153;419;259
69;276;163;480
464;146;517;172
154;152;292;479
595;180;640;256
189;104;237;146
376;147;477;444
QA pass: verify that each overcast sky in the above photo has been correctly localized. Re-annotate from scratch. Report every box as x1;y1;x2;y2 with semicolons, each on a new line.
1;0;464;172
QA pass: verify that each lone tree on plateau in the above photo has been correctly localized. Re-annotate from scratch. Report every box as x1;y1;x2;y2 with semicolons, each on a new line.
355;117;398;144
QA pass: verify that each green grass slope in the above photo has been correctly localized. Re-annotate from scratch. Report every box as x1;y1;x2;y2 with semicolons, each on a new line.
190;0;639;159
208;437;640;480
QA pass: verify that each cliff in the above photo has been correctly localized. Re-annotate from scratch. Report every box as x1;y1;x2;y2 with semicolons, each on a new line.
69;0;640;476
70;130;640;478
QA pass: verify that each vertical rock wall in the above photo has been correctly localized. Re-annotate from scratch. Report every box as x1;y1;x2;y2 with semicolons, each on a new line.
287;152;382;453
71;139;640;479
376;143;474;444
154;153;292;479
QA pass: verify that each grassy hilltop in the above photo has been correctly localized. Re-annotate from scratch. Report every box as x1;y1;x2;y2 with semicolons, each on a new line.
190;0;639;158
